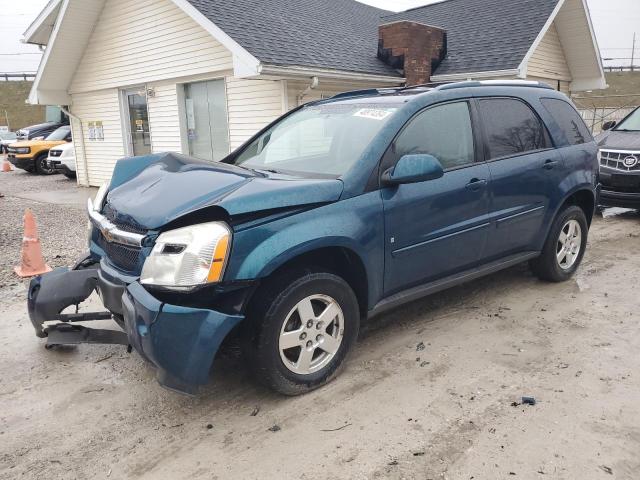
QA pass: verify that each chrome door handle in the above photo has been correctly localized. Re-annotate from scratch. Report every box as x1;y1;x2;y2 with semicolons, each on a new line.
543;159;558;170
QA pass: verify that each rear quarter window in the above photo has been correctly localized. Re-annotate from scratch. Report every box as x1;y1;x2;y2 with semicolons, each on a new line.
541;98;593;146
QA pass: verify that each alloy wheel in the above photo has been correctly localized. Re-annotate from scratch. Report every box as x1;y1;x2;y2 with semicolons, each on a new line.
556;219;582;270
278;294;344;375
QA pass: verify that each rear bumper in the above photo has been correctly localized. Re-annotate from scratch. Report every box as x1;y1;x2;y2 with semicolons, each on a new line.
28;257;244;394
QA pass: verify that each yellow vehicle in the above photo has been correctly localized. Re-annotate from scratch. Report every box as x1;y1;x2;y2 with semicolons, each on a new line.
8;126;72;174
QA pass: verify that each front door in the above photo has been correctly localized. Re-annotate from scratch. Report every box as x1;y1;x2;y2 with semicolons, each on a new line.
382;101;491;295
123;88;151;157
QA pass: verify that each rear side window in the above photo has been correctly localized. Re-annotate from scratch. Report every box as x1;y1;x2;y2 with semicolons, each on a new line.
394;101;475;170
541;98;593;145
478;98;549;160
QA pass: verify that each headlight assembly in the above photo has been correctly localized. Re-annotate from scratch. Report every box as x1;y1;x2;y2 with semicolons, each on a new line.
16;147;31;154
140;222;231;289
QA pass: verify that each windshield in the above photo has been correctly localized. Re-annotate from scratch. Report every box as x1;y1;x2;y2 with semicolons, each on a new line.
231;102;399;177
615;108;640;131
46;126;71;141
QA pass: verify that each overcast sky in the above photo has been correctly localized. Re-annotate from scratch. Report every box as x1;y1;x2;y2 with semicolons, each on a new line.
0;0;638;73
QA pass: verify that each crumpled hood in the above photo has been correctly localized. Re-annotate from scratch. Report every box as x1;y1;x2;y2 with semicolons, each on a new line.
106;153;344;229
596;130;640;150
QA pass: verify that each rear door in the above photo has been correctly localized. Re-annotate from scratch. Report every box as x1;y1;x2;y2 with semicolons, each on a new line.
382;100;491;295
476;97;562;259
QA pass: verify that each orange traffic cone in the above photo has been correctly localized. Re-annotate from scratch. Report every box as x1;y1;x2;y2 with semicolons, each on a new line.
2;159;11;172
14;209;52;278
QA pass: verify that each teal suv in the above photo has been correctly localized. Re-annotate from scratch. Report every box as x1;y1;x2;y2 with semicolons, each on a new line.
27;81;598;395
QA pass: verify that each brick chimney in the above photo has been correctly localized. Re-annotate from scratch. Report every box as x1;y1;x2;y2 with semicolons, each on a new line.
378;21;447;86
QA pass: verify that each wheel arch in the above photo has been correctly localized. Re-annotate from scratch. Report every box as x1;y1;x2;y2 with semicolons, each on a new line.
253;245;370;320
560;188;596;226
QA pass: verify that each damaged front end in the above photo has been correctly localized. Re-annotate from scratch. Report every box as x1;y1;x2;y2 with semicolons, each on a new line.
27;260;125;345
28;253;246;395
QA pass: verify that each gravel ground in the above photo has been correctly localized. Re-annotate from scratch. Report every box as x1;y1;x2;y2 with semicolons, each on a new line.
1;165;640;479
0;163;89;291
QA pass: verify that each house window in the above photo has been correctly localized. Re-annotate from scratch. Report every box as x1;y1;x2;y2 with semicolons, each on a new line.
184;79;230;161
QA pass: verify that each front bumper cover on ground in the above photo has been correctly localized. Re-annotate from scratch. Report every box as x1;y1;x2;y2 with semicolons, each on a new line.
27;259;245;395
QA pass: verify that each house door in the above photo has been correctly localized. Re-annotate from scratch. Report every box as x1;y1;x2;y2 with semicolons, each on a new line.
122;88;151;157
184;79;230;161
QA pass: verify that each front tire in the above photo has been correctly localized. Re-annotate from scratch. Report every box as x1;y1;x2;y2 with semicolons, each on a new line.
530;205;588;282
34;153;56;175
243;269;360;395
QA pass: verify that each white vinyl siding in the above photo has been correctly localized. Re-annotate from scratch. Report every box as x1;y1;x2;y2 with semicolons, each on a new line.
527;22;572;82
225;77;285;150
70;0;233;94
147;82;183;154
69;89;125;186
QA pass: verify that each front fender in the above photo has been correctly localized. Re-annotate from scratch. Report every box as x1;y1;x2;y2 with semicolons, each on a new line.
226;191;384;309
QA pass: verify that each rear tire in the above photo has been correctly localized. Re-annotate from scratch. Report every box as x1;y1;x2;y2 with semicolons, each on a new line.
34;153;55;175
530;205;588;282
243;268;360;395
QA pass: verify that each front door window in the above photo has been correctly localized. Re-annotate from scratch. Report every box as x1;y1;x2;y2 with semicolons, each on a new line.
123;88;151;157
184;79;230;161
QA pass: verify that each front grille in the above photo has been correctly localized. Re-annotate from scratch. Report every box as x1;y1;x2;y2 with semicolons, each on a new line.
96;233;142;272
97;203;147;272
600;150;640;172
49;149;62;157
103;203;147;235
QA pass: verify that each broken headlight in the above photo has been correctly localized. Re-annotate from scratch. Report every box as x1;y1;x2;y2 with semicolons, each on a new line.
140;222;231;289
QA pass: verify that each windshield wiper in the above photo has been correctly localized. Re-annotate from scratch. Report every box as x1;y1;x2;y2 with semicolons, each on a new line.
615;129;640;132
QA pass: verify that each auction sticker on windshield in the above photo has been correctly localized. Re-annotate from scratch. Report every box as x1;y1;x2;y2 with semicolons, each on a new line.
353;108;396;121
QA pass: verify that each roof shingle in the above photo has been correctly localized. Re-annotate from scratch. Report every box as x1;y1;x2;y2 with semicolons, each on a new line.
381;0;559;76
186;0;400;77
186;0;559;79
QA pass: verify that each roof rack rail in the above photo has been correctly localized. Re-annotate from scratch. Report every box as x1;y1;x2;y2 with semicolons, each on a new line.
437;80;554;91
331;89;385;100
331;84;435;100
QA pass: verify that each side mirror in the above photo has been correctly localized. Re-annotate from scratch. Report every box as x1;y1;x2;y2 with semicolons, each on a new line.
602;121;617;131
382;154;444;186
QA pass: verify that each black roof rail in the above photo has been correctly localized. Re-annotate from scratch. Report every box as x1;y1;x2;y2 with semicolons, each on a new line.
330;79;551;101
436;80;554;91
331;89;386;100
331;84;435;100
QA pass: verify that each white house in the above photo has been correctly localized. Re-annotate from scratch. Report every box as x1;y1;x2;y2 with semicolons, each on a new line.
24;0;605;187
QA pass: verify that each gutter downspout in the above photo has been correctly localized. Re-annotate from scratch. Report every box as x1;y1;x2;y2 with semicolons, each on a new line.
297;76;319;106
59;105;89;187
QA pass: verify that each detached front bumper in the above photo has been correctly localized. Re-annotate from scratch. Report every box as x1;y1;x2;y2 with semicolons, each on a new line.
28;258;244;395
121;282;243;394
